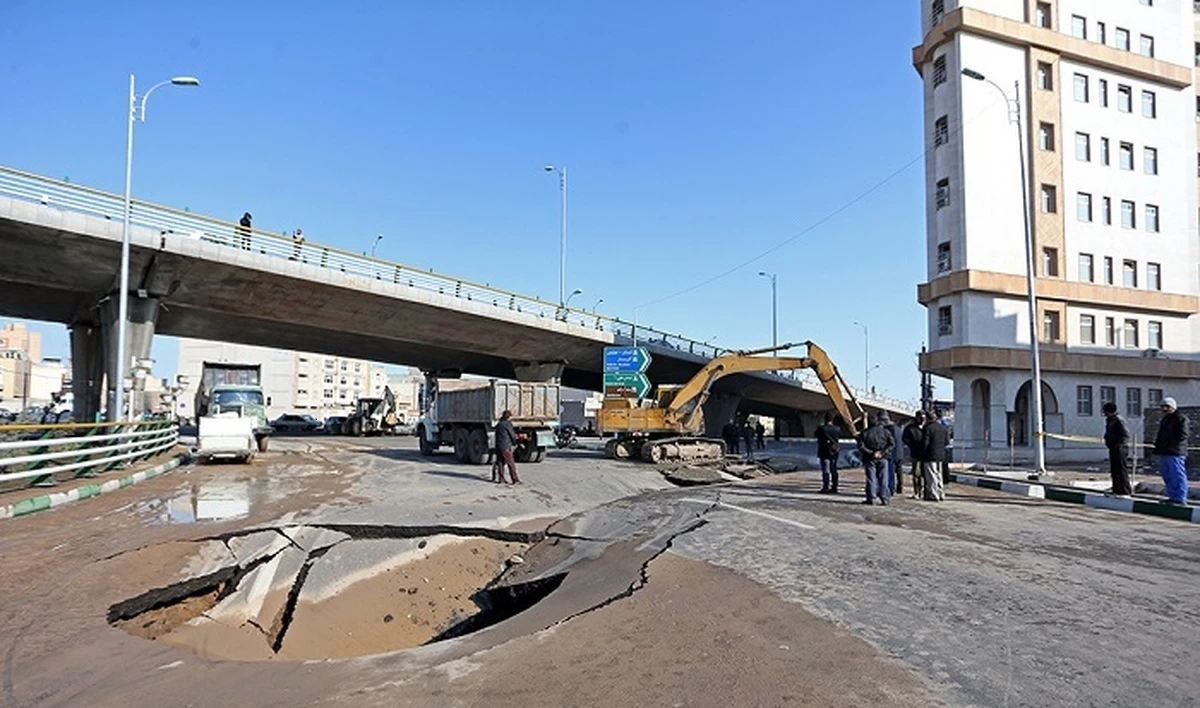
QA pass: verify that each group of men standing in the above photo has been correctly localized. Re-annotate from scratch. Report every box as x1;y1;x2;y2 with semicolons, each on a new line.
1103;396;1191;506
722;419;766;459
815;410;949;505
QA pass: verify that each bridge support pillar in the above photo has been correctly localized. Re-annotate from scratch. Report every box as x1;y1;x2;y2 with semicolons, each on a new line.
775;415;809;438
510;361;565;383
701;392;742;439
101;295;160;420
70;323;104;423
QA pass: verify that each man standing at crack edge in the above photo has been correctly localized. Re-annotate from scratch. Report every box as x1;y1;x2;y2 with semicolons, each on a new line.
902;411;927;500
1102;401;1132;498
1153;397;1189;506
816;412;841;494
858;414;893;506
921;410;949;501
493;410;521;485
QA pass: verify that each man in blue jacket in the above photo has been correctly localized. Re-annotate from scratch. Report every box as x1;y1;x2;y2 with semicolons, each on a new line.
858;415;894;506
1153;398;1189;506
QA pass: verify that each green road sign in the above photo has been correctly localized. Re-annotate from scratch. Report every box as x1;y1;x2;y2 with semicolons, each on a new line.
603;372;652;399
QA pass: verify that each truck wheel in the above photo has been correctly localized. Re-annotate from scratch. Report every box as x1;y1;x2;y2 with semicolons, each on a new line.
514;445;532;464
257;436;269;453
453;429;469;463
351;419;364;437
467;429;488;465
533;447;545;463
418;426;435;456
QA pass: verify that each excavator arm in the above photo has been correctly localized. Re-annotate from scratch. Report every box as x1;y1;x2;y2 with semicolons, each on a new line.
664;341;867;436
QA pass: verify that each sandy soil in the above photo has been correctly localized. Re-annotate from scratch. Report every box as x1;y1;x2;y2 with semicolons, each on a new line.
114;589;220;640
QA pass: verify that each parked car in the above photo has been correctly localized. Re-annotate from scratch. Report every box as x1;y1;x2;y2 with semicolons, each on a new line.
301;414;324;432
324;416;347;435
271;414;319;433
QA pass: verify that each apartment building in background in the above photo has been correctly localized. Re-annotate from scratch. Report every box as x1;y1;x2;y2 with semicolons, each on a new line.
177;338;394;421
0;321;68;409
915;0;1200;461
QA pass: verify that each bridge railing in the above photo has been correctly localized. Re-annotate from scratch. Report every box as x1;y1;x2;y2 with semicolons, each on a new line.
0;166;918;412
0;420;179;489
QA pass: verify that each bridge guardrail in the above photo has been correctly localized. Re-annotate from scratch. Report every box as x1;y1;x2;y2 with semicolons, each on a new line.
0;165;917;412
0;420;179;489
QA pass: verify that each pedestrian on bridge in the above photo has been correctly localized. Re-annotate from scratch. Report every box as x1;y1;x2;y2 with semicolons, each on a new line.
816;412;841;494
290;228;305;261
921;412;949;501
858;414;893;506
902;411;927;500
493;410;521;485
238;212;252;250
1153;397;1189;506
1102;402;1132;497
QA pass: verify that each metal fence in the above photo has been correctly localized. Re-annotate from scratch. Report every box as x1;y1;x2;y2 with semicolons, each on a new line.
0;165;917;412
0;420;179;489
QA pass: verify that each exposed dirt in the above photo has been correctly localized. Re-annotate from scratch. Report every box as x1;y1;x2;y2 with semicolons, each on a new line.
114;588;219;640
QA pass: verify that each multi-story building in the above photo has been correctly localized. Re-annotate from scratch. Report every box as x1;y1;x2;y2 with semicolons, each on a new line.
0;322;41;363
177;338;391;421
914;0;1200;462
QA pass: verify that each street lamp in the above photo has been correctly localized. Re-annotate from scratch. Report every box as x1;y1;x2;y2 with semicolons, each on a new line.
962;67;1046;475
544;165;567;306
565;288;583;309
115;74;199;422
592;298;604;313
371;233;383;257
758;271;778;351
852;321;871;392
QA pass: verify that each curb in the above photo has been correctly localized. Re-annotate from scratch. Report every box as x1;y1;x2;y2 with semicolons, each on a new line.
950;472;1199;524
0;453;190;521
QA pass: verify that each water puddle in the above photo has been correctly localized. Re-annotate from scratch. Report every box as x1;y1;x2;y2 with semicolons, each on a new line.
138;481;252;524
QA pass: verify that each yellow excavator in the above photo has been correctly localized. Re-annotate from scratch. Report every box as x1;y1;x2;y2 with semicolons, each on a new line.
600;341;867;463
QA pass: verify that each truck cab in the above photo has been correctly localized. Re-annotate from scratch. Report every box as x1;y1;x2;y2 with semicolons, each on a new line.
206;385;272;451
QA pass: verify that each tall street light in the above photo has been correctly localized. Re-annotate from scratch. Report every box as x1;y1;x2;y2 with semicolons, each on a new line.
544;165;568;306
962;67;1046;475
115;73;199;422
565;288;583;309
758;271;778;351
592;298;604;313
852;321;871;392
371;233;383;257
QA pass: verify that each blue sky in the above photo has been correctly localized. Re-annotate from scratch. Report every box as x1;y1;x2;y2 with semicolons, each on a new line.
2;1;932;399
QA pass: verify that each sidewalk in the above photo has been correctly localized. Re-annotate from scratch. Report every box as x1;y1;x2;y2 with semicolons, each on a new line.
950;471;1198;524
0;450;189;520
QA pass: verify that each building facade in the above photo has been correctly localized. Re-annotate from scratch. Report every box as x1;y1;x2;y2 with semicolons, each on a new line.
177;338;390;421
915;0;1200;461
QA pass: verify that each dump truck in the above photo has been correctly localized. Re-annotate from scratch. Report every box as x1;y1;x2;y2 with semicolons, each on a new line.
599;341;866;463
417;378;559;464
343;386;402;436
194;362;272;453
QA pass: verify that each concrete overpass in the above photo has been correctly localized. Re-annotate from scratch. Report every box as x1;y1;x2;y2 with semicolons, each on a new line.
0;166;915;431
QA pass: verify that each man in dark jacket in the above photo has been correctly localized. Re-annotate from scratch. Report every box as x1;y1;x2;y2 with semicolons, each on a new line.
741;420;755;460
921;412;950;501
493;410;521;484
1153;397;1189;505
755;420;766;450
878;412;903;495
901;411;927;500
858;414;894;505
816;412;841;494
722;421;739;456
1102;402;1132;497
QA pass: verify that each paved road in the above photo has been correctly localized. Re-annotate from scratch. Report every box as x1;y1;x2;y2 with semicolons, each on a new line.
0;435;1196;707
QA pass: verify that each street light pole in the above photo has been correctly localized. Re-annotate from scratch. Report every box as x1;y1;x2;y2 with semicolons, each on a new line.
758;271;777;351
853;321;870;391
371;233;383;257
544;165;567;306
962;68;1046;475
115;73;199;422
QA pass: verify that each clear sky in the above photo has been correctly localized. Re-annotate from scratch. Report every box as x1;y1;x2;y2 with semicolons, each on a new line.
1;1;933;400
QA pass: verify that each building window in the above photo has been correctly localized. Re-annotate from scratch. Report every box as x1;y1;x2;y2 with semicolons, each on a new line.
1126;388;1142;417
340;376;348;385
931;0;945;26
1123;259;1138;287
323;375;333;384
1043;311;1061;342
1116;28;1130;51
1143;147;1157;175
1097;22;1107;46
1119;142;1133;170
1100;385;1116;406
1142;91;1156;118
1149;389;1163;408
323;388;333;399
1124;319;1139;348
1039;122;1055;151
934;115;949;146
1149;321;1162;350
1148;262;1161;291
1117;85;1132;112
1140;35;1154;58
340;362;348;371
1079;253;1094;282
1076;192;1092;222
1077;386;1094;417
1042;247;1059;276
1073;73;1089;102
1098;79;1108;107
935;178;950;209
1036;2;1051;28
324;359;335;370
1120;200;1135;229
1075;132;1091;161
1145;204;1159;233
1104;257;1114;285
1100;137;1110;165
937;242;951;273
1037;62;1053;90
1102;197;1112;225
1104;318;1116;347
1080;315;1096;345
1040;184;1057;213
933;55;947;87
354;363;362;372
937;306;952;336
1071;15;1087;39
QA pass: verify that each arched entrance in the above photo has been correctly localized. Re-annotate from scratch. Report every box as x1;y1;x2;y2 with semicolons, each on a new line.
1011;380;1059;446
970;379;992;447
